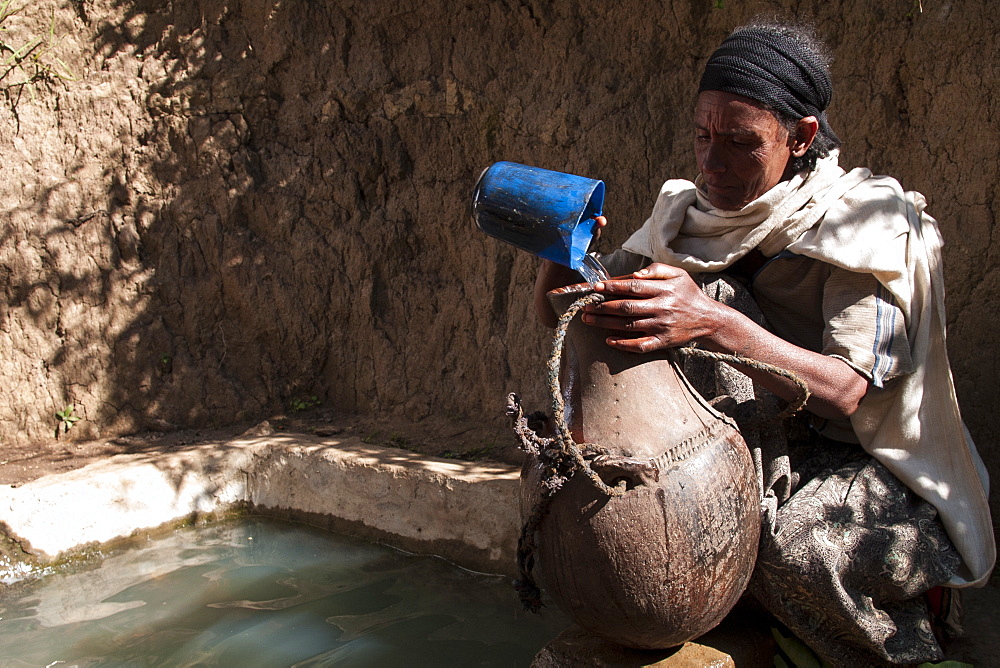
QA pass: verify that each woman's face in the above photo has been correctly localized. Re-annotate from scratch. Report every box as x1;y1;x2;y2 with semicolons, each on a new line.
693;90;796;211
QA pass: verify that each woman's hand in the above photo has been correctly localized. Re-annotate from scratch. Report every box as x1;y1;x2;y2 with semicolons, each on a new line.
582;263;725;352
590;215;607;241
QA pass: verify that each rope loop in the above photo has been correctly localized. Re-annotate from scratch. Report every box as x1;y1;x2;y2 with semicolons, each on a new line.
675;346;811;422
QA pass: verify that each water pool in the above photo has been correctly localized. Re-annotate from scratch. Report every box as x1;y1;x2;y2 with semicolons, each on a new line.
0;518;568;666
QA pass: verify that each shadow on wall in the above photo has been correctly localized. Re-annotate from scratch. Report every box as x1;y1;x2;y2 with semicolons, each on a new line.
5;1;501;441
4;0;710;445
82;0;431;434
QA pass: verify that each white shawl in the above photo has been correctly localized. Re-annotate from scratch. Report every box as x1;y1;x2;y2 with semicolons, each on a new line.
623;154;995;586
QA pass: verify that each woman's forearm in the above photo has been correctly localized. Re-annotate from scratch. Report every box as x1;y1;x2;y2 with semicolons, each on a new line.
702;307;869;421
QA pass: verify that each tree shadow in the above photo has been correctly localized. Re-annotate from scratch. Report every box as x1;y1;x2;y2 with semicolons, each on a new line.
6;0;700;456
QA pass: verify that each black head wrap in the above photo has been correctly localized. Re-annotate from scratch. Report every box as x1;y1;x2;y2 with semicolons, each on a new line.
699;26;839;145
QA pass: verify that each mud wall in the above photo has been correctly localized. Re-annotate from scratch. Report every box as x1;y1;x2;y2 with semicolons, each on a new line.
2;0;998;521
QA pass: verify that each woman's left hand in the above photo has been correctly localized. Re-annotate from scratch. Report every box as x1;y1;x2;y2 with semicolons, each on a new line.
581;263;726;353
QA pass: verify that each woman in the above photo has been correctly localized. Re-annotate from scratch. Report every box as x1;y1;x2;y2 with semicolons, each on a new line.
534;21;994;666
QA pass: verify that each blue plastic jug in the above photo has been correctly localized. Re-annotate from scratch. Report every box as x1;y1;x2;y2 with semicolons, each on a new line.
472;161;605;273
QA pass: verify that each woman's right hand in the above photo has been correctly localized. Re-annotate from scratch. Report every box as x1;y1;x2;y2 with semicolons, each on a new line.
592;215;608;236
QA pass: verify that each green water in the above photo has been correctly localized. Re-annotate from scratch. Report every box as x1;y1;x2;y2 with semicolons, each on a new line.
0;518;567;666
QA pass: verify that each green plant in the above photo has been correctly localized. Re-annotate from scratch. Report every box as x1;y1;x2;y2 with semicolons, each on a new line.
158;353;173;375
55;404;80;435
0;1;76;109
442;425;505;461
289;395;320;413
387;433;410;447
442;443;494;461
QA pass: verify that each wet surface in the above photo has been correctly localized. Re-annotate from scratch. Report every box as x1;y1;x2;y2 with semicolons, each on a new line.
0;517;567;666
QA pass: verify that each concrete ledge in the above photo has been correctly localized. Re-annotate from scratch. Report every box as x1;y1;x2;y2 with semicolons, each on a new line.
0;440;257;560
248;437;521;575
0;433;522;578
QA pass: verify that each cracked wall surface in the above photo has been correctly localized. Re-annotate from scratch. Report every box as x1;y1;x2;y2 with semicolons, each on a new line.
2;0;998;527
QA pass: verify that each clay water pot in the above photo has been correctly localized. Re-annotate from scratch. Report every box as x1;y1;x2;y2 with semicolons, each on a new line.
521;283;760;649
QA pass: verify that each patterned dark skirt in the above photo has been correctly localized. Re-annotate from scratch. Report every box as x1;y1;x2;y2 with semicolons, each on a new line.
749;439;961;666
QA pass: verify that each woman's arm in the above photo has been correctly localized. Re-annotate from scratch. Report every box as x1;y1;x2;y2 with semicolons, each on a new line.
582;262;869;421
